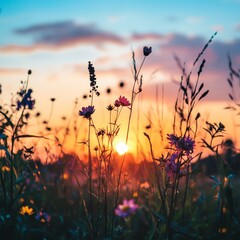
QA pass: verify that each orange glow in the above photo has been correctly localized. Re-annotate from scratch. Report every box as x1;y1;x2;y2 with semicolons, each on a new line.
115;142;128;155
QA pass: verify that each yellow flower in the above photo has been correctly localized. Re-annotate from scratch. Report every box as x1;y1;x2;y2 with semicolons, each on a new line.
19;205;34;216
140;181;150;189
1;166;10;172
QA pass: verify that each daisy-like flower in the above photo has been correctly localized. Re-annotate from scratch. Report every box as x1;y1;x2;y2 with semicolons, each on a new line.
19;205;34;216
143;46;152;56
115;199;138;218
167;134;195;155
114;96;131;107
79;106;95;119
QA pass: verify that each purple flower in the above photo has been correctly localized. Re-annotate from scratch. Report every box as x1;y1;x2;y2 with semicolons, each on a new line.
79;106;95;119
167;134;195;155
16;89;35;111
35;211;51;223
115;199;138;218
143;46;152;56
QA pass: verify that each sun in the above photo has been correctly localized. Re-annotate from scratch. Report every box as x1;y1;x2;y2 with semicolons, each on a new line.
115;142;128;155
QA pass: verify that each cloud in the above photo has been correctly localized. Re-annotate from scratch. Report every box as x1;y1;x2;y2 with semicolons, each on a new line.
0;21;125;53
131;33;164;41
0;67;26;75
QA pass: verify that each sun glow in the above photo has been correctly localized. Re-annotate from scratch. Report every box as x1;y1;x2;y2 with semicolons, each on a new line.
115;142;128;155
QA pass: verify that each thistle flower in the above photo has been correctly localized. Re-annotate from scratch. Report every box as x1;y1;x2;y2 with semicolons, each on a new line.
115;199;138;218
19;205;34;215
167;134;195;155
143;46;152;56
79;106;95;119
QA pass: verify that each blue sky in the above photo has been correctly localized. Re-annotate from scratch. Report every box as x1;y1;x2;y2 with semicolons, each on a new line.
0;0;240;140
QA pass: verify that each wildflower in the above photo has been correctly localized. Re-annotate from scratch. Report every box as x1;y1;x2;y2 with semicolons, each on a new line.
140;181;150;189
19;205;34;215
88;61;100;96
133;191;138;198
114;96;130;107
1;166;10;172
35;210;51;223
115;199;138;218
97;129;105;136
167;134;195;155
106;104;114;111
143;46;152;56
16;89;35;111
114;99;121;107
79;106;95;119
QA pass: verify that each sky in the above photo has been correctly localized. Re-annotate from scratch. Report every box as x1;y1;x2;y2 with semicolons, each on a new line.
0;0;240;157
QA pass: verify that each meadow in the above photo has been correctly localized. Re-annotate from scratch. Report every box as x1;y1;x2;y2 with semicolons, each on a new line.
1;33;240;240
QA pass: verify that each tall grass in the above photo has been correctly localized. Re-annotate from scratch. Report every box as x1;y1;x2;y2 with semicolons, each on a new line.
0;34;240;239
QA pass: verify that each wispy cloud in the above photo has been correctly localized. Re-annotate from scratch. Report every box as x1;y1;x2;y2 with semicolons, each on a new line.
0;21;125;53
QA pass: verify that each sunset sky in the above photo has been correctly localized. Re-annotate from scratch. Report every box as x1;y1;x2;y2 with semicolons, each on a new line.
0;0;240;156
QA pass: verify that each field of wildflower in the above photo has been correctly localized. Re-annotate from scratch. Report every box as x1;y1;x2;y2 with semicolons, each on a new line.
1;33;240;240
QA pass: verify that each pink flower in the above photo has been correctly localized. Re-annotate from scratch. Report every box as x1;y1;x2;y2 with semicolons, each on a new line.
115;199;138;218
114;96;130;107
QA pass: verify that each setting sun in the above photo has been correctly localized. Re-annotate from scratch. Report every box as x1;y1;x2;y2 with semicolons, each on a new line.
115;142;128;155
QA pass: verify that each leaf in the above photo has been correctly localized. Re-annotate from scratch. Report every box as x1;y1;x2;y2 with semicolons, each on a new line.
227;173;236;179
227;78;233;88
210;175;221;184
229;93;234;100
201;139;214;151
0;110;14;129
13;134;48;140
199;90;209;101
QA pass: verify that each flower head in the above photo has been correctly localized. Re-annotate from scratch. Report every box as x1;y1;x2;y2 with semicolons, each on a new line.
140;181;150;189
88;61;100;96
167;134;195;155
19;205;34;216
115;199;138;218
106;104;114;111
114;96;130;107
79;106;95;119
143;46;152;56
35;210;51;223
16;89;35;111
